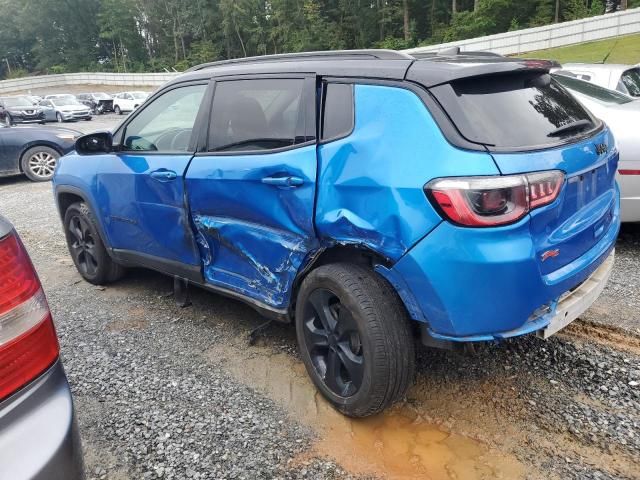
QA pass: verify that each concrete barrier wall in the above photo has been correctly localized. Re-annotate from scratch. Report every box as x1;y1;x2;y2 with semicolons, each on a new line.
404;7;640;56
0;72;180;94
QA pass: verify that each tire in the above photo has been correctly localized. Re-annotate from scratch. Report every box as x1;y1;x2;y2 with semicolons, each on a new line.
21;146;60;182
295;263;415;417
85;116;92;121
39;121;45;125
63;202;125;285
5;114;12;126
56;112;63;123
114;105;122;115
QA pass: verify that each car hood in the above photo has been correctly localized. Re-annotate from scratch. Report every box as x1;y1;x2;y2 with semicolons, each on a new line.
6;105;41;112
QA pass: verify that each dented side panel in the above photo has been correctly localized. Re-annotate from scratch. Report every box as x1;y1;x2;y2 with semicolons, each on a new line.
315;84;500;261
185;145;318;308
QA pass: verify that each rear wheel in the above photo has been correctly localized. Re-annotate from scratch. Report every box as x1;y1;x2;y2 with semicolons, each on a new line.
63;202;125;285
21;146;60;182
295;263;415;417
56;112;63;123
114;105;122;115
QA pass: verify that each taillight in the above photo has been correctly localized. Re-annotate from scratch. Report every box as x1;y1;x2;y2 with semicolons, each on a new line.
426;170;564;227
0;232;59;402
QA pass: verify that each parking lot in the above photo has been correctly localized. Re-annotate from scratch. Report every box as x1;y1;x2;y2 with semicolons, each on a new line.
1;114;639;480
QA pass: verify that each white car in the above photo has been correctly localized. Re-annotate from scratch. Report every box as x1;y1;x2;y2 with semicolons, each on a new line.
558;63;640;98
112;91;149;115
554;73;640;222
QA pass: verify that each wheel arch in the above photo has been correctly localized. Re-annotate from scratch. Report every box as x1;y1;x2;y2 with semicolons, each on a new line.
55;186;112;252
18;142;63;172
290;244;392;317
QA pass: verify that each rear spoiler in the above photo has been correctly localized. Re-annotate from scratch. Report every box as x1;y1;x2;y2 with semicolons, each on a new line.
407;58;559;89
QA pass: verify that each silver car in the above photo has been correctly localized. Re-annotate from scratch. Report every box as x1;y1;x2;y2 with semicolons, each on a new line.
554;73;640;222
0;215;84;479
559;63;640;98
40;95;92;123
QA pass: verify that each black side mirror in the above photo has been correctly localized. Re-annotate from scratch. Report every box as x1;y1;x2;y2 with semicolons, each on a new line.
75;132;114;155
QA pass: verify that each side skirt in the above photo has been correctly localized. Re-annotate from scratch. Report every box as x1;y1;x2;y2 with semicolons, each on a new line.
110;248;290;323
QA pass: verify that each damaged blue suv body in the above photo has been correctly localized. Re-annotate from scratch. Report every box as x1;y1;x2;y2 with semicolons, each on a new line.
53;50;620;417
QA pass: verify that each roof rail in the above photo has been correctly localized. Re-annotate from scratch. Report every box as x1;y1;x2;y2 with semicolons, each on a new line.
186;49;413;72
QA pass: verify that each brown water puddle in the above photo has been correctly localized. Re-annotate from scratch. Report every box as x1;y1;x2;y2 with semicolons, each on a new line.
207;343;525;480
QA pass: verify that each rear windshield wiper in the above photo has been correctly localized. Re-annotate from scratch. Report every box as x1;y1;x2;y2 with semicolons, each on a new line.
547;119;593;137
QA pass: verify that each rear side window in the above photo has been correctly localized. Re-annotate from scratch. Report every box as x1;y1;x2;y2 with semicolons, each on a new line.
321;83;354;141
620;68;640;97
209;79;308;152
431;72;598;150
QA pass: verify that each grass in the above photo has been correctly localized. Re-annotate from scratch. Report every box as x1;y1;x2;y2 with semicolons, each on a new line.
516;33;640;64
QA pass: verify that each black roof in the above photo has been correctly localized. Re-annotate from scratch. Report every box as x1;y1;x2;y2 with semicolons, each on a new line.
170;49;556;89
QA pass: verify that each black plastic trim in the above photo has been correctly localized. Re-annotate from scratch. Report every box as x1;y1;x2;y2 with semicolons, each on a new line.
319;81;355;144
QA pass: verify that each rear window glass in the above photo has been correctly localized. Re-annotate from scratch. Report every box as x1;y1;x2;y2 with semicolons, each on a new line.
620;68;640;97
431;72;598;150
553;73;632;105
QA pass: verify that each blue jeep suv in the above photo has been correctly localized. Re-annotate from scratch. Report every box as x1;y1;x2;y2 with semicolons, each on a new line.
53;50;620;417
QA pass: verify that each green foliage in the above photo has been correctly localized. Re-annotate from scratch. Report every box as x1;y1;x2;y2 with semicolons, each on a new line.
0;0;634;79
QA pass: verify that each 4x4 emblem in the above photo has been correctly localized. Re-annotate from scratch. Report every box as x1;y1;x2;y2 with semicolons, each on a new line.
595;143;608;155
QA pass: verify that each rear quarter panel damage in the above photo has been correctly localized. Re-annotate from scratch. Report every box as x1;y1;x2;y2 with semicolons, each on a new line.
315;83;500;262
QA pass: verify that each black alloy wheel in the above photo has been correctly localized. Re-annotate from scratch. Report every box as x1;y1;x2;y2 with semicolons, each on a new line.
63;202;125;284
295;263;415;417
302;288;364;398
67;214;99;277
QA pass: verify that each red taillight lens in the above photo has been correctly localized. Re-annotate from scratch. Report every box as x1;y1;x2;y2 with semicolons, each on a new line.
426;170;564;227
0;232;59;402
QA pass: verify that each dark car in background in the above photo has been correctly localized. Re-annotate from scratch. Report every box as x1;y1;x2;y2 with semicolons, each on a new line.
0;125;79;181
0;215;84;480
0;96;46;126
76;93;114;114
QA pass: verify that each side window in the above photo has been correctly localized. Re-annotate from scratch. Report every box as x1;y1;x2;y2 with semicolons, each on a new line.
208;78;307;152
321;83;354;141
620;68;640;96
122;84;206;153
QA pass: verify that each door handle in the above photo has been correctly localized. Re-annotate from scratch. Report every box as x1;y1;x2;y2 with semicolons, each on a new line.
150;170;177;181
261;176;304;187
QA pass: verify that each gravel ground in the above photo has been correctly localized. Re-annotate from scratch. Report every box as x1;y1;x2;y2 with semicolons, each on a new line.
0;142;639;479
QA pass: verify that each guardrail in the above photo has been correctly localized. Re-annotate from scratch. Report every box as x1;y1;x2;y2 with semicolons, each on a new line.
404;7;640;56
0;72;180;94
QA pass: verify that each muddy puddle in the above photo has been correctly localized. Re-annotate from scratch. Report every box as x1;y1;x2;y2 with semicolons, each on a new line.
207;342;525;480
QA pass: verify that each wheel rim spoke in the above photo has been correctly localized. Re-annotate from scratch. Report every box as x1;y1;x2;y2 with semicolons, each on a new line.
308;289;338;333
304;288;365;399
335;341;364;391
303;317;329;350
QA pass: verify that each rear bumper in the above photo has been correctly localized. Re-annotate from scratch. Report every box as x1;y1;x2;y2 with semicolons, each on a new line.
390;194;620;342
0;360;84;480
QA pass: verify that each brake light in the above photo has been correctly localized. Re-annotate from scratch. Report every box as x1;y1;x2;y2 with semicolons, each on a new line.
619;169;640;175
426;170;564;227
0;232;59;402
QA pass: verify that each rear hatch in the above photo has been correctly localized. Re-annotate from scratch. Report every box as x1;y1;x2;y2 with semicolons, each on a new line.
429;69;618;276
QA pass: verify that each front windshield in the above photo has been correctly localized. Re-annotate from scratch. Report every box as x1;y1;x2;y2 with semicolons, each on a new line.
3;96;34;107
52;96;82;106
553;73;633;105
132;92;148;99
